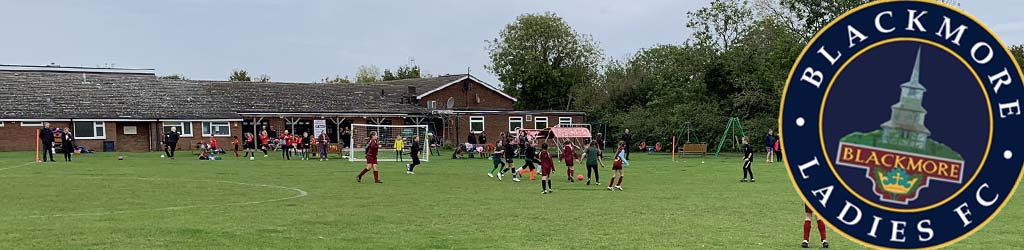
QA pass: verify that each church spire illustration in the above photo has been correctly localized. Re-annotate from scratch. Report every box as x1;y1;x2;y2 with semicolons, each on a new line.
880;47;931;150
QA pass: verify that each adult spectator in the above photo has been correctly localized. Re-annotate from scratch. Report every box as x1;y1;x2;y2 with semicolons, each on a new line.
164;127;180;159
39;122;55;162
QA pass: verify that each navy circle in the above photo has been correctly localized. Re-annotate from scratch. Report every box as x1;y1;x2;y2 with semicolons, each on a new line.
780;1;1024;249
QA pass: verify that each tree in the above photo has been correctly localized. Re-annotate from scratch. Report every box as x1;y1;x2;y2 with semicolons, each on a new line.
356;65;381;83
487;12;603;110
158;74;188;80
1010;45;1024;71
321;75;352;84
383;65;422;81
230;69;252;82
687;0;755;51
255;74;271;83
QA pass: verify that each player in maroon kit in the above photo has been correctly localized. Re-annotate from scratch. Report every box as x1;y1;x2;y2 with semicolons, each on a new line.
357;131;383;184
608;141;626;191
561;141;576;182
802;204;829;248
539;143;556;194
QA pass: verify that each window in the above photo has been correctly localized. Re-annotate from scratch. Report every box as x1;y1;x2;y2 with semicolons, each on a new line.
74;121;106;139
525;115;533;121
469;116;485;133
202;122;231;137
534;117;548;129
558;117;573;126
509;116;523;133
162;122;194;137
21;122;43;127
427;101;437;109
0;121;4;127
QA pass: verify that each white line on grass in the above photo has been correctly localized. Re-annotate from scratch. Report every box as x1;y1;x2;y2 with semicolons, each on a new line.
0;162;35;172
0;172;308;219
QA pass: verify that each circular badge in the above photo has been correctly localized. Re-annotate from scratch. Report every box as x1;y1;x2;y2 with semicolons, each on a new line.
781;1;1024;249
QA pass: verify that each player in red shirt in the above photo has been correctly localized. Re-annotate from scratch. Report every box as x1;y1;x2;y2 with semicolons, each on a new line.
243;133;256;159
231;136;240;158
802;204;829;248
259;131;270;157
539;143;556;194
608;141;626;191
561;141;576;182
280;130;293;160
357;131;383;184
210;137;219;152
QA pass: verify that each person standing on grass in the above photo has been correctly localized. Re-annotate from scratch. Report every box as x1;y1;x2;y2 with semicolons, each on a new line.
301;131;312;161
596;132;606;159
61;127;75;162
406;135;422;174
488;140;506;178
774;137;782;163
478;131;487;149
394;136;405;162
539;143;556;194
608;141;627;191
621;129;633;161
561;141;576;183
519;140;539;181
280;130;292;160
231;136;241;158
243;133;256;159
164;127;180;159
741;136;755;183
357;131;383;183
259;130;270;157
340;128;351;154
802;204;829;248
318;130;330;161
37;122;55;162
765;129;775;163
580;142;604;185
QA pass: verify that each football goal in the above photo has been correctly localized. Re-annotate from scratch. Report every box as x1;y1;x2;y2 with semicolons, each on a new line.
349;124;430;162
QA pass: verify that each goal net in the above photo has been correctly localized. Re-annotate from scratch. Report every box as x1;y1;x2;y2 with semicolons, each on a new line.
349;124;430;162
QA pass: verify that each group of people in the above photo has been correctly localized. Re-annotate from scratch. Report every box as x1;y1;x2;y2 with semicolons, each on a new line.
37;122;76;162
485;131;630;194
161;125;351;162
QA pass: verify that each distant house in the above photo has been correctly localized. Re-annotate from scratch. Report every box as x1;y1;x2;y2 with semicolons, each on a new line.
0;65;584;152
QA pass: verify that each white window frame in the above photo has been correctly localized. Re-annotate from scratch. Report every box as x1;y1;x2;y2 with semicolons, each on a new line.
469;116;485;133
202;121;232;137
427;101;437;109
74;121;106;140
21;122;43;127
162;122;194;137
558;117;573;126
0;121;4;127
534;117;548;129
525;115;533;121
508;116;524;133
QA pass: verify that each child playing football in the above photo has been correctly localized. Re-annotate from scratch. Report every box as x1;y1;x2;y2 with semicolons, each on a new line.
301;132;312;161
357;131;383;184
803;204;829;248
539;143;555;194
243;133;256;159
608;141;627;191
259;131;270;157
742;136;755;182
580;142;604;185
280;130;292;160
520;140;539;181
561;141;576;182
498;139;520;182
231;136;240;158
406;135;422;174
488;140;506;178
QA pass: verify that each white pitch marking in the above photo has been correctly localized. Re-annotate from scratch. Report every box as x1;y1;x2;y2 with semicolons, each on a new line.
0;162;35;172
0;174;308;219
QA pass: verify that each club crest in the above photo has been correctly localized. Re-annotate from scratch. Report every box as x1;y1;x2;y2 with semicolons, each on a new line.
780;1;1024;249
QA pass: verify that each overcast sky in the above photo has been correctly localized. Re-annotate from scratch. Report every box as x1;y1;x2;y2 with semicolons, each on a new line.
1;1;1021;86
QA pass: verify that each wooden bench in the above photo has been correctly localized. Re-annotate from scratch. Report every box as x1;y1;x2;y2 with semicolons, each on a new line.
679;144;708;157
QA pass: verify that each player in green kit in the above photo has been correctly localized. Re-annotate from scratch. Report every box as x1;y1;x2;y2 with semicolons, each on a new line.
580;141;604;185
488;140;506;178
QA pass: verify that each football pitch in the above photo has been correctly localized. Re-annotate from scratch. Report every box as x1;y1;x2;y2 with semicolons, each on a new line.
0;151;1021;249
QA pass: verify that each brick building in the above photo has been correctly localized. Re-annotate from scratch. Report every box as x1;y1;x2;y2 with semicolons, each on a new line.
0;65;584;152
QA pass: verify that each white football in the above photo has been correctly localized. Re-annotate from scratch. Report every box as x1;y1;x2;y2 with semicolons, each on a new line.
249;157;255;160
160;155;165;158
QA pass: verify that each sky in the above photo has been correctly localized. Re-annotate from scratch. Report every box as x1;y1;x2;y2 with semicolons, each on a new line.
0;1;1021;87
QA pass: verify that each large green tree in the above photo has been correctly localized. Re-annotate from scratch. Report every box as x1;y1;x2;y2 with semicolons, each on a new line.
382;65;422;81
487;12;603;110
230;69;252;82
356;65;381;83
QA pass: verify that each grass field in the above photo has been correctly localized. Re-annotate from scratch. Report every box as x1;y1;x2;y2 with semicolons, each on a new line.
0;151;1021;249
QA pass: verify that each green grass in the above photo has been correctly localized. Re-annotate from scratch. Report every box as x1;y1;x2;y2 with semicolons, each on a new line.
0;151;1020;249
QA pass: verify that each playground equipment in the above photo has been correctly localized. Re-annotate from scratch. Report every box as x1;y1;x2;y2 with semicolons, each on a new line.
713;117;746;157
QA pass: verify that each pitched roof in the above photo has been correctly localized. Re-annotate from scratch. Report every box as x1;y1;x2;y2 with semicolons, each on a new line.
0;70;494;120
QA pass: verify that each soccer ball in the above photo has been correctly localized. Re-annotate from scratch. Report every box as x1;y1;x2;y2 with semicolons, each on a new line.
576;174;584;181
160;155;165;158
249;156;255;160
117;156;124;161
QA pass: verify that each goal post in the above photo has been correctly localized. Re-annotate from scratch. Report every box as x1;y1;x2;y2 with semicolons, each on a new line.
349;124;430;162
